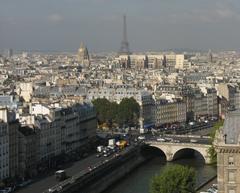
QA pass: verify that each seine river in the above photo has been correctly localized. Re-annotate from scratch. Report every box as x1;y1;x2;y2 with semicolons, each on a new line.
103;153;217;193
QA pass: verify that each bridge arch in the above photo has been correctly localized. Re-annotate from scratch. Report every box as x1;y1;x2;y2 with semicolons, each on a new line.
144;145;167;161
148;144;170;162
172;148;206;163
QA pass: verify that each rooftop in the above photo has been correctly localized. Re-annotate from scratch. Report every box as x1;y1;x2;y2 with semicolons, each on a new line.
223;110;240;144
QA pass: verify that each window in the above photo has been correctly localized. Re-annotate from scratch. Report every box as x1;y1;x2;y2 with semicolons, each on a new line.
228;156;234;165
229;156;234;165
228;171;236;182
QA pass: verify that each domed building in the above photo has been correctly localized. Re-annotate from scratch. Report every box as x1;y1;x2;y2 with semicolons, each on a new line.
77;42;90;67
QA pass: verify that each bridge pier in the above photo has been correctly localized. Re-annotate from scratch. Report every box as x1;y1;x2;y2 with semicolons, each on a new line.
204;156;212;164
166;154;173;162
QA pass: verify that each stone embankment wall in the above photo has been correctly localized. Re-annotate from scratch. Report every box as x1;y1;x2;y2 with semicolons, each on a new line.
58;145;146;193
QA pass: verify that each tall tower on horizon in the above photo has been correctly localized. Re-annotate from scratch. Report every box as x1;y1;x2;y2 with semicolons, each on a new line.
119;15;131;55
77;42;90;67
208;49;213;63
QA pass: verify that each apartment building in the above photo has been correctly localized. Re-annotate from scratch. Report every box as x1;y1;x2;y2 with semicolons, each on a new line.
0;108;10;180
155;99;186;127
30;102;97;161
18;126;39;178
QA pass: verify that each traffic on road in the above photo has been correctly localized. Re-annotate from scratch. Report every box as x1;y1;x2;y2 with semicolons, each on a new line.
16;135;141;193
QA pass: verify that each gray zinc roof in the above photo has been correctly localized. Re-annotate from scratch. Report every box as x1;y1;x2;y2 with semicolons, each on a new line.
223;110;240;144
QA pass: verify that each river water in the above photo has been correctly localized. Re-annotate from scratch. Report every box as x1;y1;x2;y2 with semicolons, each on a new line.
104;154;216;193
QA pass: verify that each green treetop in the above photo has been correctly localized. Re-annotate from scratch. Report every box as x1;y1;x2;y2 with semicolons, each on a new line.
150;164;196;193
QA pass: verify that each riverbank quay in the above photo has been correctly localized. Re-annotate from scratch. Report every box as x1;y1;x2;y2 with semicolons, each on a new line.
43;143;147;193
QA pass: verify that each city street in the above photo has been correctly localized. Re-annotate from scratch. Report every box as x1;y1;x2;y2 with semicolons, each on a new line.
17;153;113;193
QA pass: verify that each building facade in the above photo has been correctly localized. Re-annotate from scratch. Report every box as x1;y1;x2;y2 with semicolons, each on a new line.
215;110;240;193
155;99;186;127
18;126;39;178
30;103;97;163
0;108;10;180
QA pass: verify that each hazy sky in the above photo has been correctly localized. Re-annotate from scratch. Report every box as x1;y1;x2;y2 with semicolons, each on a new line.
1;0;240;52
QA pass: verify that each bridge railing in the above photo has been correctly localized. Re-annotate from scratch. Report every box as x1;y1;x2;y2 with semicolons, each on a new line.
164;134;211;139
145;140;211;147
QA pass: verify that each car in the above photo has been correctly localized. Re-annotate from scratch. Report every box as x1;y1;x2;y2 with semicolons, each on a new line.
173;139;180;143
190;139;198;143
165;137;173;141
212;184;218;189
96;154;101;158
18;179;33;187
4;187;15;193
156;138;166;142
103;152;111;157
188;122;195;126
0;190;8;193
207;188;217;193
138;136;145;140
48;188;58;193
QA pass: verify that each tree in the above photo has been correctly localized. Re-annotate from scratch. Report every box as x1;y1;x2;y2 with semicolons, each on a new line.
92;98;112;125
117;97;140;127
92;97;140;129
207;119;224;164
150;164;196;193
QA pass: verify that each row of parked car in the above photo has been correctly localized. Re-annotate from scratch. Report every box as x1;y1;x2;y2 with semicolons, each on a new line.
0;178;34;193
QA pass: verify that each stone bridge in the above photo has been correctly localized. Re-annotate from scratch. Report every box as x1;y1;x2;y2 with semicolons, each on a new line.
146;141;212;164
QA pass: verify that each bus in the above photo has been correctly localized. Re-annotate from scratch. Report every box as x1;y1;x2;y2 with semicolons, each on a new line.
55;170;67;181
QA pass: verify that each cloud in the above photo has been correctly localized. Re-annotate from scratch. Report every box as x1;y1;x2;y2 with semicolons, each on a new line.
167;3;240;25
48;14;63;23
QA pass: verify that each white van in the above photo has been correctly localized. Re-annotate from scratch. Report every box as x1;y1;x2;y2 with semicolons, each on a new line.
156;138;166;142
138;136;145;140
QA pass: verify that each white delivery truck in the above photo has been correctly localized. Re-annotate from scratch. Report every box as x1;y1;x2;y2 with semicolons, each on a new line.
108;139;116;147
97;145;104;153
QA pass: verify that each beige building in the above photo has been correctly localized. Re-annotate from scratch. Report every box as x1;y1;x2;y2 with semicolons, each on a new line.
175;54;185;69
17;82;33;102
215;110;240;193
117;55;130;68
117;54;185;70
155;99;186;127
129;55;148;69
193;88;218;120
31;102;96;158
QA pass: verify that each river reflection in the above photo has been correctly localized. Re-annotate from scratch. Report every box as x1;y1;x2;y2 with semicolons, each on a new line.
104;156;216;193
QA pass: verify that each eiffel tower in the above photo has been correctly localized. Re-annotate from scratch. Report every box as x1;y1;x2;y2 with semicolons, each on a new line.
119;15;131;55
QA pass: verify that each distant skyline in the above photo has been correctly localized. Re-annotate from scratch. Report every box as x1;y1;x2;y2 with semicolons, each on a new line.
1;0;240;53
